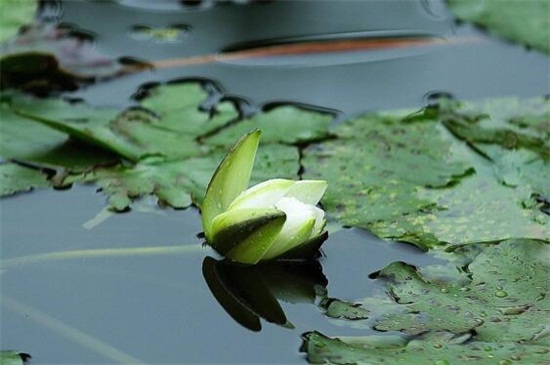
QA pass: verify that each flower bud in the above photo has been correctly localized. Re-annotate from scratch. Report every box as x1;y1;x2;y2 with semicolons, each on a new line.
201;130;328;264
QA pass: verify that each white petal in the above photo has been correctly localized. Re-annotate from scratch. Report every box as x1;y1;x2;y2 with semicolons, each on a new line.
261;197;316;260
227;179;294;210
309;205;326;237
285;180;328;205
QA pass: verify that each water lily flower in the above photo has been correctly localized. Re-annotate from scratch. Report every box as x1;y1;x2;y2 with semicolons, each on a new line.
201;130;328;264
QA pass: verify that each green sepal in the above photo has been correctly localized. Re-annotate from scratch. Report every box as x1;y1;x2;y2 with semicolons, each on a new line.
278;231;328;260
201;129;261;241
211;208;286;255
226;214;287;265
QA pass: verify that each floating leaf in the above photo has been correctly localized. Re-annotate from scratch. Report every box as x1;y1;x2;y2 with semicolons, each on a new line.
302;239;550;364
0;94;117;169
204;106;333;146
0;162;50;196
448;0;550;54
373;239;550;342
319;298;370;320
0;0;36;42
1;23;149;93
10;83;236;161
303;97;550;248
0;351;31;365
302;330;550;365
2;81;316;209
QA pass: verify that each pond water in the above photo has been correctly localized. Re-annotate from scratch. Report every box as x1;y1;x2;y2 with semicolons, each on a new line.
1;185;437;364
1;0;549;363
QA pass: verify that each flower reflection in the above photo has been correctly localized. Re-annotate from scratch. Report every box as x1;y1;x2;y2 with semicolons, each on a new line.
202;257;328;331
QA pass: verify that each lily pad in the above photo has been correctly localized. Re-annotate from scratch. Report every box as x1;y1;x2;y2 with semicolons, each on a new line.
373;239;550;342
0;351;30;365
302;330;550;365
204;105;333;146
0;0;36;42
448;0;550;54
2;81;320;210
0;94;117;169
302;239;550;364
0;162;50;196
319;298;370;320
1;23;149;93
303;97;550;248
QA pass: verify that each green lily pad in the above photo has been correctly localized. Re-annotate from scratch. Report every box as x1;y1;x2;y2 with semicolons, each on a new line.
373;239;550;342
319;298;370;320
302;239;550;364
448;0;550;54
0;0;36;42
204;105;333;146
303;97;550;248
0;94;117;169
2;81;316;210
302;330;550;365
0;351;31;365
10;83;237;161
0;162;50;196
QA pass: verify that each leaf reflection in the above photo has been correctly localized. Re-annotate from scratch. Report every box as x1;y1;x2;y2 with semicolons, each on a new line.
202;257;328;332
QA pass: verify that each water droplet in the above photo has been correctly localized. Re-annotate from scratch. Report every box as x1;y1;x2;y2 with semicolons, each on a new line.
474;318;485;326
495;290;508;298
433;343;443;349
440;288;449;294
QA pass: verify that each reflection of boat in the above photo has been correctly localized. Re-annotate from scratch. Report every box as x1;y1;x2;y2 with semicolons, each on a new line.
202;257;328;332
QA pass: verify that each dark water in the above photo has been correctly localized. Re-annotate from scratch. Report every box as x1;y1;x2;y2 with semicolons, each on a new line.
1;0;548;363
